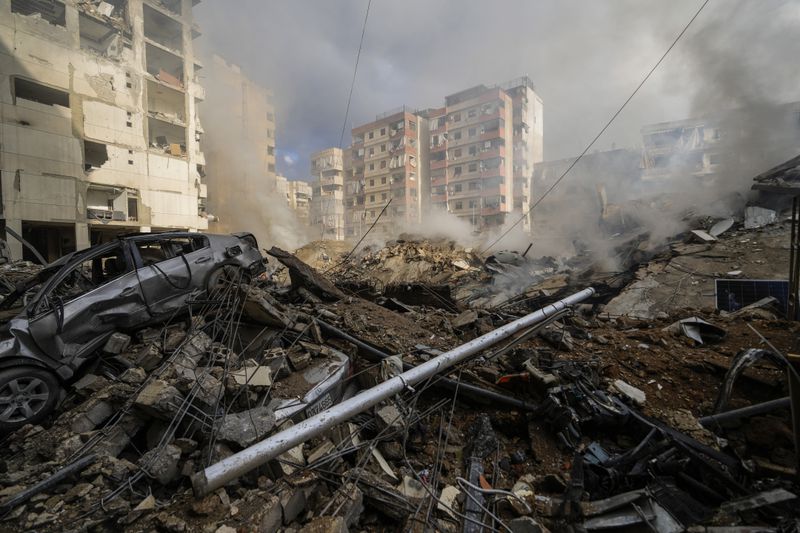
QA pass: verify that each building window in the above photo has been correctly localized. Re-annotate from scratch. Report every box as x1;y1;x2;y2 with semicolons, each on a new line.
453;166;462;176
369;147;374;156
380;127;386;136
409;121;416;131
380;160;386;169
11;0;66;26
453;131;462;141
452;113;461;122
454;148;462;158
369;131;374;139
469;146;477;156
468;163;477;172
369;163;374;170
381;144;386;152
454;184;462;192
268;163;275;172
381;193;387;201
469;200;477;208
469;181;479;190
13;78;69;107
370;194;375;202
455;201;463;210
268;146;274;156
468;109;476;118
469;128;476;137
267;129;273;138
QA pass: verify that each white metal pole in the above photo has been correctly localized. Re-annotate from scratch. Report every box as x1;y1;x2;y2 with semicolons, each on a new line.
192;287;595;496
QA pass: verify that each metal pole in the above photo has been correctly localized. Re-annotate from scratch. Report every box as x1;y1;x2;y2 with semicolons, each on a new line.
192;287;595;496
699;397;790;427
315;318;540;412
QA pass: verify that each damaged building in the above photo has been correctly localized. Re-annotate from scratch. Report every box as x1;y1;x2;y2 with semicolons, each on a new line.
309;147;345;240
0;0;209;261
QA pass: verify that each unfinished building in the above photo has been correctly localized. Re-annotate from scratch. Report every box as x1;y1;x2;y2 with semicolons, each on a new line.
0;0;208;261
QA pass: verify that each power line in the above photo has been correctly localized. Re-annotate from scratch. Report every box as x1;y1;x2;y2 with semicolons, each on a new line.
481;0;711;254
338;0;372;150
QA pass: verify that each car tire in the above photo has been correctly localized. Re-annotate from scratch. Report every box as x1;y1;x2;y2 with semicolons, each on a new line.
0;367;61;433
206;265;248;296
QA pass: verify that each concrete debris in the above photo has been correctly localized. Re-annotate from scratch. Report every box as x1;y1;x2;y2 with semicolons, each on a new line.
0;217;797;532
744;206;777;229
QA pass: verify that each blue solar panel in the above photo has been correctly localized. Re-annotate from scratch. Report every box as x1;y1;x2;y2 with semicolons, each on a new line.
715;279;789;314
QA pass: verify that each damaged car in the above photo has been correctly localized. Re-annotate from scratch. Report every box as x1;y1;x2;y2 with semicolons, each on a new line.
0;231;265;432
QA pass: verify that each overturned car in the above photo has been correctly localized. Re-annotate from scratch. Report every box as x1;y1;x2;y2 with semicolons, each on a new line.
0;231;265;432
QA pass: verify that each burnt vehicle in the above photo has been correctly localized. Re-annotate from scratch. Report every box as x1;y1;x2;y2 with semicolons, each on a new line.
0;232;265;432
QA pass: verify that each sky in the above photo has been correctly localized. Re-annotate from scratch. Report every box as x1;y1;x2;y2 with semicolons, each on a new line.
194;0;800;182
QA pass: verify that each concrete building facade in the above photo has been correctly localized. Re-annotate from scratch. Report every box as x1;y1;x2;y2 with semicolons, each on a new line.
0;0;207;261
286;179;311;225
309;147;344;240
429;78;543;232
350;107;429;238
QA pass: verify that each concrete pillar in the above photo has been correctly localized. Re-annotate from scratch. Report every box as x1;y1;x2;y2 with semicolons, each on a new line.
4;218;22;261
75;222;90;250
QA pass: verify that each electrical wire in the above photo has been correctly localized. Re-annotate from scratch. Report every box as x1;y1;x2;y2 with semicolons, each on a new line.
338;0;372;150
481;0;712;254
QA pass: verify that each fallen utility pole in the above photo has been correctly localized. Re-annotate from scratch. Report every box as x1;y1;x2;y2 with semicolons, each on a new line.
192;287;595;496
316;318;540;412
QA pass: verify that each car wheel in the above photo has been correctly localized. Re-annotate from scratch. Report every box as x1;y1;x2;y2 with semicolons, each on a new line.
206;265;248;296
0;367;60;433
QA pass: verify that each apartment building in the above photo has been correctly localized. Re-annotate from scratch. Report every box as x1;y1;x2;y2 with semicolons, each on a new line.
203;55;276;232
0;0;207;261
287;179;311;225
341;146;364;237
640;117;723;181
429;78;543;232
350;107;429;238
309;147;345;240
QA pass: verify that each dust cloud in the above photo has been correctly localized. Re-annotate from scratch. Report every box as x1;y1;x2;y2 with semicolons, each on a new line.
200;55;311;251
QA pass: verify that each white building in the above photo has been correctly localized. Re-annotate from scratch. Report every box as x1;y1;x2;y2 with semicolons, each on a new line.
0;0;207;261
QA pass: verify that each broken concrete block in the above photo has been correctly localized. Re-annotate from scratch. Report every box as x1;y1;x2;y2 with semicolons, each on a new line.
70;400;114;434
398;475;427;501
744;206;777;229
437;485;460;519
612;379;646;406
139;444;181;485
216;406;276;448
451;309;478;329
135;380;184;419
72;373;109;395
375;404;405;433
326;482;363;528
253;494;282;533
119;367;147;385
288;350;311;371
307;438;335;465
279;486;307;525
231;364;273;387
134;344;164;371
181;331;214;361
690;229;717;243
274;443;306;477
103;332;131;354
299;516;348;533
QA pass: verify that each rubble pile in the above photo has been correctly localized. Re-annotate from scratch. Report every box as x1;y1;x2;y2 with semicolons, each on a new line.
0;216;798;532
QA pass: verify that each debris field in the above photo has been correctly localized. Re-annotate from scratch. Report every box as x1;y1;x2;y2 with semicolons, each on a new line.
0;214;798;533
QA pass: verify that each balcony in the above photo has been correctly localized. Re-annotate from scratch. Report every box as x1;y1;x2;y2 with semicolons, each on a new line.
482;184;507;196
431;159;447;170
320;174;344;187
480;129;503;142
480;166;504;179
431;193;447;203
431;175;447;187
481;206;503;216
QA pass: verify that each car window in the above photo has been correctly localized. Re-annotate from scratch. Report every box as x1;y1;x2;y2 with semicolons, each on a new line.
134;236;210;266
40;245;129;309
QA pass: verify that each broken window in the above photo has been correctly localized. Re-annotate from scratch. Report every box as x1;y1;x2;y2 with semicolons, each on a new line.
13;78;69;108
143;4;183;52
380;161;386;169
368;131;374;140
45;244;129;306
381;177;387;184
79;13;126;57
146;43;184;87
380;128;386;136
453;131;462;141
380;144;386;152
134;236;209;266
84;141;109;170
11;0;66;26
148;117;186;155
127;196;138;221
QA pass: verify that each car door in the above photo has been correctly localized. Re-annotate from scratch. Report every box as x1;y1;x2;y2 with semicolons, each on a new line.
27;241;148;367
130;234;214;317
